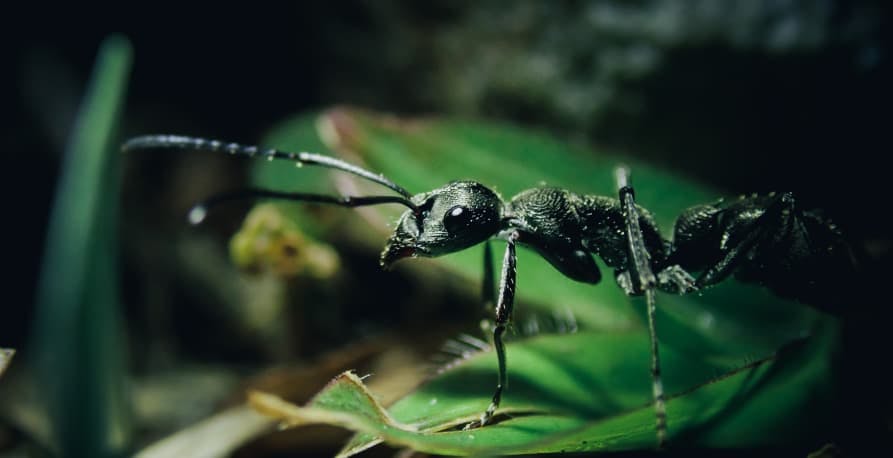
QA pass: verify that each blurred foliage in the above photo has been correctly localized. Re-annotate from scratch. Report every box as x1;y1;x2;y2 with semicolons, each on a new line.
29;37;132;457
310;1;888;225
246;108;838;454
230;203;340;279
0;350;13;379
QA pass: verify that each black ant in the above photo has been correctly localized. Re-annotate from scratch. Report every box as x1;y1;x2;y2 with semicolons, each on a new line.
123;134;854;448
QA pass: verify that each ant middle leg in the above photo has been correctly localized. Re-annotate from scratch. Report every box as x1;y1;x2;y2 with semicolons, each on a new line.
615;166;668;448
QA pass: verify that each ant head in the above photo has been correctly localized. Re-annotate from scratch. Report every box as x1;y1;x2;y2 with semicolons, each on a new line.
381;181;503;268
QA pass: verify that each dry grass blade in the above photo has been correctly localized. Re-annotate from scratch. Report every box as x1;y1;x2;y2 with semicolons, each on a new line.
134;405;274;458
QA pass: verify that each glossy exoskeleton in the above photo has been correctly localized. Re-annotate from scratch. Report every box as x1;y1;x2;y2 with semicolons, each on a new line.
123;135;854;448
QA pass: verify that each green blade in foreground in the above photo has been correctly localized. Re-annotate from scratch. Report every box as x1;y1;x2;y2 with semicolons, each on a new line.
30;36;132;457
252;322;835;456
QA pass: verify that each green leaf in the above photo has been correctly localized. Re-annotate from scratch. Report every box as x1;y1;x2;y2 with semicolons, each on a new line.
252;323;836;455
249;108;838;454
30;36;132;457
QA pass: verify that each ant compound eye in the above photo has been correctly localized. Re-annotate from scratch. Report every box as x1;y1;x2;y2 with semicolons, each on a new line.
443;205;472;234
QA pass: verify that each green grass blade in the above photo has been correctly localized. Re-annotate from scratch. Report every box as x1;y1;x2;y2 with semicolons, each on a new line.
31;35;133;457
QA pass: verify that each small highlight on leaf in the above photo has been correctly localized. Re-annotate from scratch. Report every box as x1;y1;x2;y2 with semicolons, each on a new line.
0;349;14;378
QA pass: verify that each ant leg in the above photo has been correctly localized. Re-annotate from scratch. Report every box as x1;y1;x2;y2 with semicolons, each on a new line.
615;166;667;449
482;241;495;311
465;231;518;429
656;265;697;295
619;265;695;295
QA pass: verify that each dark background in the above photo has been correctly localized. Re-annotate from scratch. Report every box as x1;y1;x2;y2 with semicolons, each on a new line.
3;1;891;455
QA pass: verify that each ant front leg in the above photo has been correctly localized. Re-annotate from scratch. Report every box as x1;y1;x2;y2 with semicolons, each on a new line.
615;166;668;449
465;232;518;430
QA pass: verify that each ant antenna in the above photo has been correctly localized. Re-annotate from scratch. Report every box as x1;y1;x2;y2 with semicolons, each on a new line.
187;189;417;225
122;135;418;211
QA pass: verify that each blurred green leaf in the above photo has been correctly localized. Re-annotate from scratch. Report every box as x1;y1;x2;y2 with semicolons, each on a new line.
31;36;132;457
258;108;820;356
